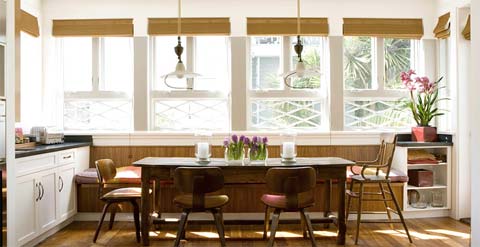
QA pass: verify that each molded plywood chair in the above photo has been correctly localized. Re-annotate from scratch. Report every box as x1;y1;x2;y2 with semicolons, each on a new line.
262;167;317;247
346;134;412;244
93;159;141;243
173;167;229;247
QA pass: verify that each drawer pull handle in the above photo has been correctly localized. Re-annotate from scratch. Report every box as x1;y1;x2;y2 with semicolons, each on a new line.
59;176;64;192
35;183;40;202
39;182;44;200
63;155;72;159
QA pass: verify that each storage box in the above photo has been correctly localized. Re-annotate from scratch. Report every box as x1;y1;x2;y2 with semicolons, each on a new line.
408;169;433;187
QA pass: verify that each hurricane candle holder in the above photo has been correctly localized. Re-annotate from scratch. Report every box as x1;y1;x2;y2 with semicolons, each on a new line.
280;132;297;162
195;132;212;162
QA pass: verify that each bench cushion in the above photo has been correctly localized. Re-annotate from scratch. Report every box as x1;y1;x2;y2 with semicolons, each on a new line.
347;166;408;183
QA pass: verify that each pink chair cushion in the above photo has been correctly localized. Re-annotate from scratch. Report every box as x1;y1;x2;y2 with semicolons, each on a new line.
75;166;142;184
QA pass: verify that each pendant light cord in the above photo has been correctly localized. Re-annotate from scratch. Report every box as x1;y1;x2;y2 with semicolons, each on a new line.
178;0;182;36
297;0;300;34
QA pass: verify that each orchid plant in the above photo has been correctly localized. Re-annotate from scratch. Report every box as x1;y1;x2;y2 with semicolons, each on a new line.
400;70;446;127
224;134;246;161
247;136;268;161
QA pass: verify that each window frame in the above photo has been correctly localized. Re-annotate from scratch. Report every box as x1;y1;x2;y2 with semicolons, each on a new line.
342;37;420;130
246;36;330;131
149;36;231;131
59;37;134;131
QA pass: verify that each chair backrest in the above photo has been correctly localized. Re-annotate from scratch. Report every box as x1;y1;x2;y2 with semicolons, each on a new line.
174;167;225;209
95;159;117;197
265;167;316;209
379;133;397;178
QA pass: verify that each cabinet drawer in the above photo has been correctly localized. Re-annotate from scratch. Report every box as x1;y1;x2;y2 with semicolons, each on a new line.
57;151;75;165
16;154;56;177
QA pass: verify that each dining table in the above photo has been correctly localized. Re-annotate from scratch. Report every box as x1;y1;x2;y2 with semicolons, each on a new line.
133;157;355;246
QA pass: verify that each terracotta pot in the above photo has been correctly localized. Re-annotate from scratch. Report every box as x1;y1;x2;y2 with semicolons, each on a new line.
412;126;438;142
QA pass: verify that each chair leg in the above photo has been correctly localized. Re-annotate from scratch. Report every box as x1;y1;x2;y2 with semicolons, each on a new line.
263;205;270;239
387;182;413;243
301;209;317;247
108;204;117;230
267;209;281;247
174;209;190;247
93;202;112;243
131;199;141;243
300;211;307;238
379;182;393;229
212;209;227;247
346;180;355;220
354;183;364;245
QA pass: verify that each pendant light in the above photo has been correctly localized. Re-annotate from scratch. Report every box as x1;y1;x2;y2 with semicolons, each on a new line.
282;0;321;89
163;0;200;90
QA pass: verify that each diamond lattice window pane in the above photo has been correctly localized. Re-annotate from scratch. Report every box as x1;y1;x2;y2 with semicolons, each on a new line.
64;100;132;131
153;100;228;131
344;100;412;129
251;100;323;129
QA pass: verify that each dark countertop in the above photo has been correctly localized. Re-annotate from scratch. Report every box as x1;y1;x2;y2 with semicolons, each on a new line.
396;141;453;147
15;142;92;159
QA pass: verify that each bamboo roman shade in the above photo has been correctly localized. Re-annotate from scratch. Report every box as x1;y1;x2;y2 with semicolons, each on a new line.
343;18;424;39
18;10;39;37
433;13;450;39
52;19;134;37
462;15;470;41
148;18;230;35
246;18;329;36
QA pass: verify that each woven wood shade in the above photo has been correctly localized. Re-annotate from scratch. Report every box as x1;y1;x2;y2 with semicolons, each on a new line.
148;18;230;36
246;18;328;36
462;15;470;41
52;19;134;37
433;13;450;39
18;10;39;37
343;18;424;39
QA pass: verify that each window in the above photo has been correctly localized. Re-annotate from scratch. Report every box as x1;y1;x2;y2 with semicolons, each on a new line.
60;37;133;131
343;37;418;130
248;36;328;130
151;36;230;131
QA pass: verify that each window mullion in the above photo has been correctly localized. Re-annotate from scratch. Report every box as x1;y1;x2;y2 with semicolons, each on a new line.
283;36;291;92
376;38;385;93
187;37;194;89
92;38;100;92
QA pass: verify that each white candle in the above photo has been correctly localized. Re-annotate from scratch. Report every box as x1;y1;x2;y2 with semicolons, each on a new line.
196;142;210;159
282;142;296;158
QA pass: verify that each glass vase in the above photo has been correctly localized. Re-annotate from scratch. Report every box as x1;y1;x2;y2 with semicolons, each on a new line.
247;147;268;165
224;147;245;165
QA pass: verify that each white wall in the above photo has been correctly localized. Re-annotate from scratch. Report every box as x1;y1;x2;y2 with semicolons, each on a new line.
470;0;479;245
41;0;437;38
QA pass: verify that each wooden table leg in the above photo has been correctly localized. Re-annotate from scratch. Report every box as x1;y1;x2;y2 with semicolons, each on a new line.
337;176;347;245
141;168;151;246
324;179;332;228
154;178;161;219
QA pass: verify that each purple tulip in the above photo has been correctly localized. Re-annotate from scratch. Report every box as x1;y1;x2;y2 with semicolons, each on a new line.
244;137;250;146
252;136;258;143
239;135;245;143
223;138;229;147
262;136;268;144
231;134;238;143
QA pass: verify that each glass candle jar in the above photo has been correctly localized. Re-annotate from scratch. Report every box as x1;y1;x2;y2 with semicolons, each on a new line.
195;132;212;162
280;132;297;162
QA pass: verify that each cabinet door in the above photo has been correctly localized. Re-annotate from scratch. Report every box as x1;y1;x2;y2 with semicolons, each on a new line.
15;174;38;246
57;165;76;221
37;170;58;233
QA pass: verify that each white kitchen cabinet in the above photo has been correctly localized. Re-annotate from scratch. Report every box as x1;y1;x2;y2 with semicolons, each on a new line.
15;174;37;246
15;146;90;246
56;164;76;221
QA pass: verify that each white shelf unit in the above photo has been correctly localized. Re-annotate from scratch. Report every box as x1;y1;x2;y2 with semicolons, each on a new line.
392;145;452;213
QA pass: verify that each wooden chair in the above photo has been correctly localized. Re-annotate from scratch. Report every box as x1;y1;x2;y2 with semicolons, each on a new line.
173;167;229;247
262;167;317;247
346;134;413;244
93;159;141;243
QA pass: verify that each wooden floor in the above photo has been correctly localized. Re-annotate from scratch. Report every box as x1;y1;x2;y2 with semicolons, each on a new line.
38;218;470;247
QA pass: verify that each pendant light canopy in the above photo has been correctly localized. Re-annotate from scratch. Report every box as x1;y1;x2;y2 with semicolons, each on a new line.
163;0;201;90
282;0;322;89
